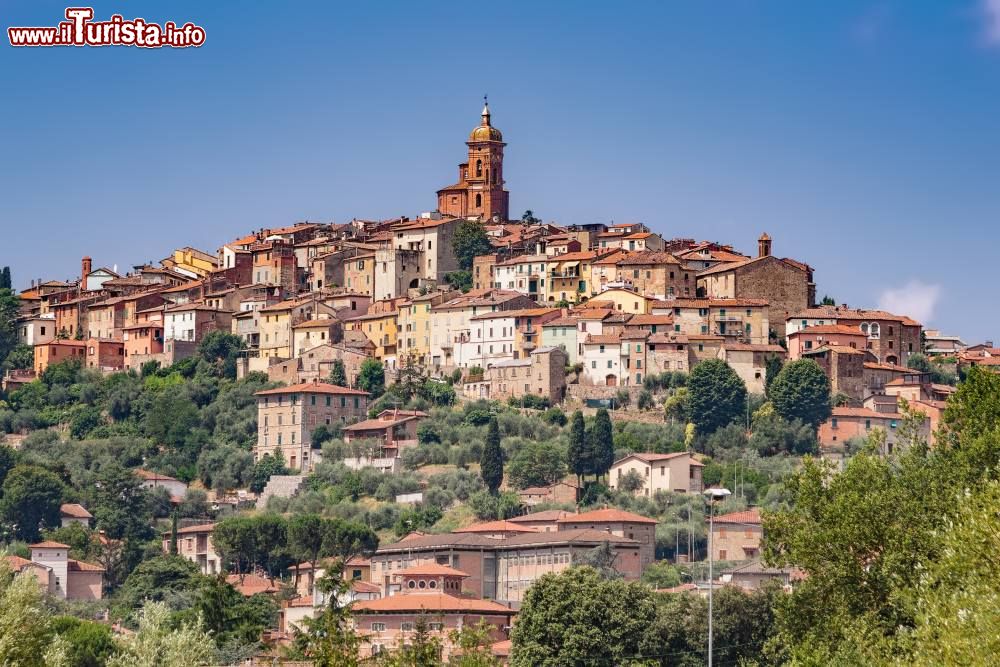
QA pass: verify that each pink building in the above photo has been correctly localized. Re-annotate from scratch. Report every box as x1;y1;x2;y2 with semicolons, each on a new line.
786;324;867;360
352;564;514;661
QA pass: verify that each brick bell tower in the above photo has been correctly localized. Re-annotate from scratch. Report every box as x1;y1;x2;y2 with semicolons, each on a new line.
437;98;510;222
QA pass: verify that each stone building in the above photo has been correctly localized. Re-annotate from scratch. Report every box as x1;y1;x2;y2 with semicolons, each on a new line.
698;233;815;335
708;508;762;562
802;345;866;403
614;251;692;299
254;381;370;472
463;346;568;403
786;306;922;367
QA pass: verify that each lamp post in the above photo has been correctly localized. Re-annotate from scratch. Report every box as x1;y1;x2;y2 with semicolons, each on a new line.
703;487;732;667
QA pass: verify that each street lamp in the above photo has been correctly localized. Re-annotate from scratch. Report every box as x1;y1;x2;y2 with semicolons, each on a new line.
703;487;732;667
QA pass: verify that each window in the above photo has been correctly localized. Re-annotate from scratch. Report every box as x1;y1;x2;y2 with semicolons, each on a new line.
401;622;414;631
371;623;386;632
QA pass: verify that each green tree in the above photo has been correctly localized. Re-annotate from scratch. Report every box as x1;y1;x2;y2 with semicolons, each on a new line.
50;616;117;667
506;441;566;490
0;568;70;666
248;452;289;494
819;295;836;306
2;344;33;372
0;464;64;542
687;359;747;434
0;267;10;289
510;566;657;666
521;210;542;225
113;556;202;618
768;359;832;429
447;620;503;666
764;354;784;397
196;331;245;379
567;410;588;488
297;567;363;667
378;614;442;665
328;359;348;387
588;408;614;481
358;359;386;398
107;600;214;667
288;513;326;584
480;417;503;494
0;288;20;370
663;387;689;424
452;220;493;271
0;444;17;487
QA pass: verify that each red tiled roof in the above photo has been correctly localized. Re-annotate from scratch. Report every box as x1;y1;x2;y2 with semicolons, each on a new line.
352;580;380;594
508;510;572;523
618;452;703;466
255;381;369;396
711;508;762;525
60;503;93;519
352;592;513;615
453;520;539;534
791;324;865;336
558;508;657;525
226;573;281;596
68;559;105;572
30;541;70;549
135;469;181;483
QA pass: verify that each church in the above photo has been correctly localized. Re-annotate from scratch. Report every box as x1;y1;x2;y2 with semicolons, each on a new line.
436;101;510;222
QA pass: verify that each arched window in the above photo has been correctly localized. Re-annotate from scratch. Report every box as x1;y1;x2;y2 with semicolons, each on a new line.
870;323;880;338
860;323;869;336
476;159;482;177
475;194;482;208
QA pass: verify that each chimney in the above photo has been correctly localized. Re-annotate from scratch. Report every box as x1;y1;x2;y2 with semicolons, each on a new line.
81;256;92;291
757;233;772;258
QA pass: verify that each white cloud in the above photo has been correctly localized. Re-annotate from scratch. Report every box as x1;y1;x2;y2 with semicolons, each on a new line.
877;280;942;324
982;0;1000;46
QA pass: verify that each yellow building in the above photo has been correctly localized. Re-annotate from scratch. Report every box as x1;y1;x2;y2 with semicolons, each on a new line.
259;297;336;361
397;291;456;367
165;247;218;278
589;288;654;314
345;310;399;369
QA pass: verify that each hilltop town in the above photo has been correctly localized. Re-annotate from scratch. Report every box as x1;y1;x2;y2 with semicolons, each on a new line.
0;104;996;665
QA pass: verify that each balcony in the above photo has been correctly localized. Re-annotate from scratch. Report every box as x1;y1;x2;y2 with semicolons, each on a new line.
714;329;745;337
715;315;743;322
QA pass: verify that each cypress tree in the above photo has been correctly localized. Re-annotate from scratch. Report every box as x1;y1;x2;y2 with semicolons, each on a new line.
480;417;503;494
169;510;179;555
589;408;615;481
0;267;10;289
568;410;589;488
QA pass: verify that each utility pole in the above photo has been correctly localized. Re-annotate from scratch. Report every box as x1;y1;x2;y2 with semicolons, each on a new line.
704;487;732;667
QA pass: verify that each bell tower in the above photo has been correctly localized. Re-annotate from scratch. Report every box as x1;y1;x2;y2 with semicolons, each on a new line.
436;99;511;221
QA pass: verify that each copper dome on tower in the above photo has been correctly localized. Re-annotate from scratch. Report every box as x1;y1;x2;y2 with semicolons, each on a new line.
469;101;503;142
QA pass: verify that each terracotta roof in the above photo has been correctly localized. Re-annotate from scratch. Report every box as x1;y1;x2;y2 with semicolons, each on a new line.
508;510;572;523
503;528;641;546
583;334;622;345
342;412;427;431
791;324;865;336
710;508;762;525
863;362;910;373
615;251;681;266
170;523;216;535
3;555;35;570
623;232;653;239
617;452;703;466
60;503;93;519
830;407;903;420
398;563;470;577
491;639;512;657
788;306;921;324
135;469;181;483
453;520;539;534
68;559;105;572
558;508;658;525
377;533;499;553
650;297;769;309
30;541;71;549
648;333;689;344
352;580;380;594
292;318;336;328
542;316;578;326
255;381;369;396
226;573;281;596
351;592;513;615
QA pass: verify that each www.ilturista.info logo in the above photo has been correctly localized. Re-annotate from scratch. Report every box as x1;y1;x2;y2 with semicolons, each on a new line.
8;7;206;48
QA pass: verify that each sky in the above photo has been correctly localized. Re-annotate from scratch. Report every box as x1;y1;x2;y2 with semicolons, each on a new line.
2;0;999;342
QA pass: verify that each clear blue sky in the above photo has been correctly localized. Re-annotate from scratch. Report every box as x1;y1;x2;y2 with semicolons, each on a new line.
3;1;999;342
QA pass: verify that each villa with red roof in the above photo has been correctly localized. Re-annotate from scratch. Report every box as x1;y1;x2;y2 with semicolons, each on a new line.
609;452;704;497
708;507;762;562
4;541;104;600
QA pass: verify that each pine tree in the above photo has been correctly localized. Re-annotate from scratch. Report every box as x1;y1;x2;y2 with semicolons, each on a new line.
480;417;503;495
588;409;614;482
568;410;589;489
0;267;10;290
328;359;347;387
